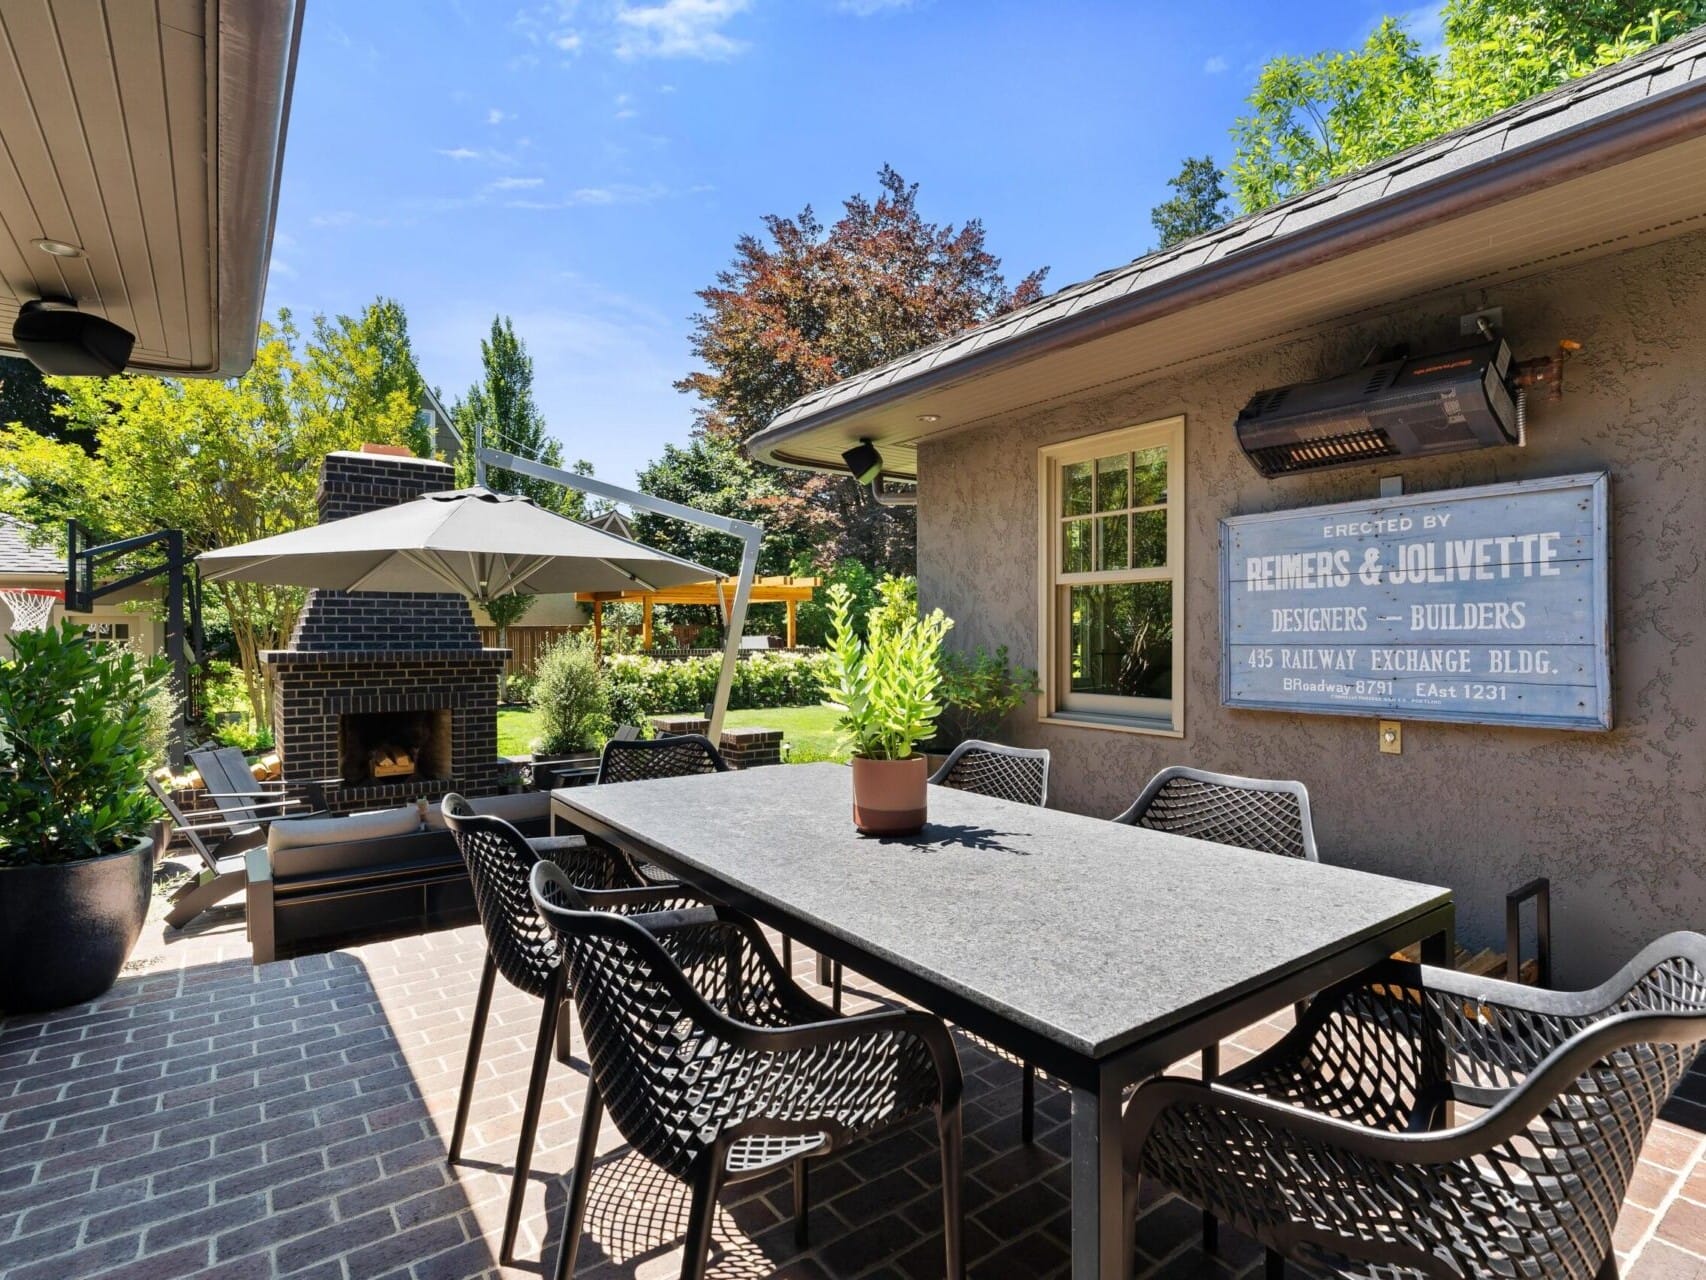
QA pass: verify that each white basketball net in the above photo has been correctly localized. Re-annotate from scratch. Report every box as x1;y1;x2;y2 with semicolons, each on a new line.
0;589;58;633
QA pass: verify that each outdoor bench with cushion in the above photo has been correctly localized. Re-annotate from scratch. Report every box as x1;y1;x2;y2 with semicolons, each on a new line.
245;791;558;964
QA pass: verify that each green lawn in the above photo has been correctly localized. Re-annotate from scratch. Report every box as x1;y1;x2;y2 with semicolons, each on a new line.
496;703;846;762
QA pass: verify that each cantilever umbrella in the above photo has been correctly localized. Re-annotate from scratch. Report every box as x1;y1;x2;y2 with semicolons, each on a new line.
197;486;720;602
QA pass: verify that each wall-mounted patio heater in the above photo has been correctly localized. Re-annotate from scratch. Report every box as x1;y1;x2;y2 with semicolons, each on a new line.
1236;338;1519;477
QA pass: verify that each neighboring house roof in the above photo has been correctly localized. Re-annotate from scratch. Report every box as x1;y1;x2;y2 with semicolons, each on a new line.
0;515;63;578
585;509;634;540
748;27;1706;478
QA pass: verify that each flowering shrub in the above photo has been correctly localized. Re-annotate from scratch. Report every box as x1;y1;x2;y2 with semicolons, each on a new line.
603;650;833;717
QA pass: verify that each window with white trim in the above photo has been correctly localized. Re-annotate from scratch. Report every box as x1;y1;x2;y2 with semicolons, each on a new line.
1038;417;1184;733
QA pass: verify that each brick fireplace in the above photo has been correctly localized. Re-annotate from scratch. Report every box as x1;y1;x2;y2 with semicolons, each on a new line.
266;451;508;814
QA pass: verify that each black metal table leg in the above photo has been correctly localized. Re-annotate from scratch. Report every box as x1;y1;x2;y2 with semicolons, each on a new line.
1070;1066;1126;1280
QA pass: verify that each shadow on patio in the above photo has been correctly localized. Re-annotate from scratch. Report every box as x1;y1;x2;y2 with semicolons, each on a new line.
2;920;1704;1280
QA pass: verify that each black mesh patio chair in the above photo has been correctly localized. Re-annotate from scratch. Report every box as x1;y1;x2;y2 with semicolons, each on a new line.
593;731;741;909
928;739;1051;806
1123;931;1706;1280
528;859;966;1280
1112;765;1318;860
440;796;665;1264
1102;766;1318;1251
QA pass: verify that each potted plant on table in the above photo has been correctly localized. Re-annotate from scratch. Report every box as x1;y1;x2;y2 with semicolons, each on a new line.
0;621;169;1013
822;579;954;836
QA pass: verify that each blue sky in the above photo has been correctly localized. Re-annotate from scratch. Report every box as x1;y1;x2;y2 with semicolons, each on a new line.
266;0;1438;487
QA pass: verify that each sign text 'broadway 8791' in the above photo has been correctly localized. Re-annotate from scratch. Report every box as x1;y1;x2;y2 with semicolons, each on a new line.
1219;473;1611;730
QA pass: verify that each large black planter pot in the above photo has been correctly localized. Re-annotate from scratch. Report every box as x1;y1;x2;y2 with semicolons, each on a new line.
0;835;154;1014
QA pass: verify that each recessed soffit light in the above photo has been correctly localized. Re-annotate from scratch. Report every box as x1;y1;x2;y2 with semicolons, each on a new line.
32;238;84;258
917;413;941;423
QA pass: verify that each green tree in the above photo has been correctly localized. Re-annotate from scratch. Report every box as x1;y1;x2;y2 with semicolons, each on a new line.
0;303;426;722
1230;4;1705;212
0;356;79;450
1150;156;1233;248
1232;19;1440;210
677;165;1047;574
302;297;432;459
451;316;580;511
634;433;807;577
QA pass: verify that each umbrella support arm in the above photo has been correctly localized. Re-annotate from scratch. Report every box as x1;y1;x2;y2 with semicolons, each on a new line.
478;447;762;740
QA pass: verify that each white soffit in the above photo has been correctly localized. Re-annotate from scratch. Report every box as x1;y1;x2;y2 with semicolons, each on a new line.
0;0;302;377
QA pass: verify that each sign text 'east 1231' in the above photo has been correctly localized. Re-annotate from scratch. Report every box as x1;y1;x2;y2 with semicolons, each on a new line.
1219;472;1611;730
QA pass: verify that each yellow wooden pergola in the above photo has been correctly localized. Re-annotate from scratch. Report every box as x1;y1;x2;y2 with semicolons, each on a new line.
576;575;820;650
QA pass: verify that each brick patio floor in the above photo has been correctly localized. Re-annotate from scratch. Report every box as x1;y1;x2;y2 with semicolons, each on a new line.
2;902;1704;1280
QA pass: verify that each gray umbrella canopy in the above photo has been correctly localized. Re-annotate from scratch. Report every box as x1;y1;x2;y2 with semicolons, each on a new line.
197;487;719;602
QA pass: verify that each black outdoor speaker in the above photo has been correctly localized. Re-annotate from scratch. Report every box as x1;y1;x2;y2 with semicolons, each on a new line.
11;299;135;375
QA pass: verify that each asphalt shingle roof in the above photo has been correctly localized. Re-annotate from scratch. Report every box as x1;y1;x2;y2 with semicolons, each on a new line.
752;27;1706;450
0;514;63;576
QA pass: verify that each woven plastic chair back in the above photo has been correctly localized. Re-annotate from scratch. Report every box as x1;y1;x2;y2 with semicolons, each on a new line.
597;733;729;786
1116;766;1317;861
1140;936;1706;1280
928;740;1049;807
441;793;626;999
531;862;939;1181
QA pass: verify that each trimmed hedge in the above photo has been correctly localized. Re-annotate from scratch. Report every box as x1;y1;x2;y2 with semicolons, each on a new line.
604;651;832;718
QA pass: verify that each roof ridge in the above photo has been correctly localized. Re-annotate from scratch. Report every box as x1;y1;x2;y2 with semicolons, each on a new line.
767;25;1706;422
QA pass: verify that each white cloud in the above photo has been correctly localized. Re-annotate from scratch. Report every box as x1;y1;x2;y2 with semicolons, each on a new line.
505;181;670;209
437;146;517;165
614;0;750;60
1203;54;1229;74
614;92;638;120
489;176;545;189
268;253;297;279
836;0;914;14
486;107;509;125
513;3;584;56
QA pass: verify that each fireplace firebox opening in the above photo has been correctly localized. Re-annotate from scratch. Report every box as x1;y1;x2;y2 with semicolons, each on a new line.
339;710;452;785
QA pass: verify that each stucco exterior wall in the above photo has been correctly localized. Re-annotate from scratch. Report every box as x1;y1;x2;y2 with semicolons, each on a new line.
917;229;1706;986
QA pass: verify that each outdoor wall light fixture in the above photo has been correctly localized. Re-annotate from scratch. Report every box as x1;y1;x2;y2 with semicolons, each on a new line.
842;439;884;485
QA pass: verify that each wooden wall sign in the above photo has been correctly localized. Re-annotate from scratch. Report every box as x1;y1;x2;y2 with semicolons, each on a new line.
1220;472;1611;730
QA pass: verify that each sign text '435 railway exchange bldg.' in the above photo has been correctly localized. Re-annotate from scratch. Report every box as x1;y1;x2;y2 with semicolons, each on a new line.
1220;473;1611;731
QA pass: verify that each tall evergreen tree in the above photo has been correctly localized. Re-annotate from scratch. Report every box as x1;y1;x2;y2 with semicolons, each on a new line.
1150;157;1233;248
451;316;576;510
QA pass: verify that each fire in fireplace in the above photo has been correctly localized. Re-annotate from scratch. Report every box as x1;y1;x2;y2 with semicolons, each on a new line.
339;710;452;785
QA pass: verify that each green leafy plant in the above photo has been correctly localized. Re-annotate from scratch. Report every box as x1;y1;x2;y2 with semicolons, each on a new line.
531;632;611;755
936;646;1041;747
821;579;953;761
502;671;537;706
0;620;168;866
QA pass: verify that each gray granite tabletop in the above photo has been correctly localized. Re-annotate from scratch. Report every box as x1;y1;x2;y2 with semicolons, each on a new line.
554;763;1450;1059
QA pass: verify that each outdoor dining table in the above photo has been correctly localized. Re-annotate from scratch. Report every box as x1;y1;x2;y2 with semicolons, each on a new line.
551;761;1453;1280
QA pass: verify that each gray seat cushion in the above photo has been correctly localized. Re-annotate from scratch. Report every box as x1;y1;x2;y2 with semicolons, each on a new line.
267;805;423;856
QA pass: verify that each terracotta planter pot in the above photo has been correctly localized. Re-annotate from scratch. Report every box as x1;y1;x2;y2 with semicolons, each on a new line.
850;755;928;836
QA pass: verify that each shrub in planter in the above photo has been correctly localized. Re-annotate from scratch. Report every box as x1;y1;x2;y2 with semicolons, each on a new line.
821;579;953;836
935;646;1040;749
532;632;610;756
0;621;168;1012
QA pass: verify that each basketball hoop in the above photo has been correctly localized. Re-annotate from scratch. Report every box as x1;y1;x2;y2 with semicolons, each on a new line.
0;588;61;633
